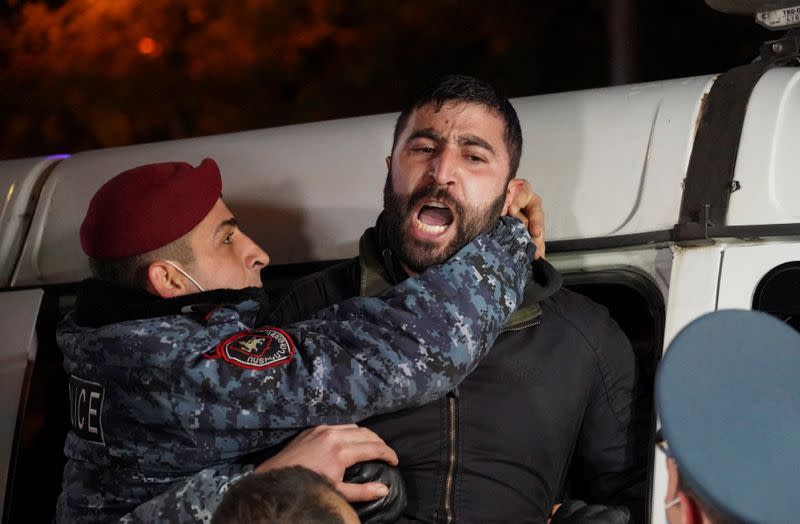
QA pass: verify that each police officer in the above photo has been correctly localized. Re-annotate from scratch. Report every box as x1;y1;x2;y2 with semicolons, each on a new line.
657;310;800;523
56;158;538;523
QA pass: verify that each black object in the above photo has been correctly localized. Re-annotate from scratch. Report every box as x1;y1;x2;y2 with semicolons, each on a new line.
705;0;800;14
343;461;407;523
551;500;631;524
674;62;766;245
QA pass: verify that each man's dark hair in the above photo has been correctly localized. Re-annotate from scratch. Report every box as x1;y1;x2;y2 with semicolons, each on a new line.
212;466;347;524
392;74;523;179
89;235;194;290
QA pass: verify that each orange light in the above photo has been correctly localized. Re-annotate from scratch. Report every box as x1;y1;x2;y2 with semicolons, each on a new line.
137;37;157;56
188;7;206;23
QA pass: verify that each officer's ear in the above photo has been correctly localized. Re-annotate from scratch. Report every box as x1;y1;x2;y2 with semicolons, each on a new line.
147;261;193;298
677;492;704;524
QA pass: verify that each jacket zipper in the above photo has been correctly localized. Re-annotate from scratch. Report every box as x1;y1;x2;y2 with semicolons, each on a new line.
439;320;540;522
442;391;458;523
499;318;541;334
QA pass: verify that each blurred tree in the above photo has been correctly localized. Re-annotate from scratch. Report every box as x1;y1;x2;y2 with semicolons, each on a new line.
0;0;772;160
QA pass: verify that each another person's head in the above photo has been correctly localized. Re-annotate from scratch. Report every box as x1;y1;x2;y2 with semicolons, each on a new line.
656;310;800;524
212;466;360;524
80;158;268;296
384;74;523;273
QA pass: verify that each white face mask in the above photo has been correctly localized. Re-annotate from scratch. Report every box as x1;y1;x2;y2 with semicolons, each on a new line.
164;260;205;292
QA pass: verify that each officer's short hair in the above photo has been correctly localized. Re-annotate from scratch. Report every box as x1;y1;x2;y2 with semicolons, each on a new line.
211;466;347;524
391;74;523;180
89;235;194;290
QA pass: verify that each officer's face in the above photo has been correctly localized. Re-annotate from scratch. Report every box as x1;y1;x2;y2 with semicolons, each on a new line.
185;199;269;290
384;101;511;273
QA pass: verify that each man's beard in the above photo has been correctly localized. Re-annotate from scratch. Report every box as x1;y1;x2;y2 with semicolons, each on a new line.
382;175;506;274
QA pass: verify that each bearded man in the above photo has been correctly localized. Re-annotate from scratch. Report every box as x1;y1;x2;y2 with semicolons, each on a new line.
128;75;644;523
270;75;646;522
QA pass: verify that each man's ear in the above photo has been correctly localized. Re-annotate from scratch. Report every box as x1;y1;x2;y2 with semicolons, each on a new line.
146;261;192;298
385;156;392;172
503;178;525;215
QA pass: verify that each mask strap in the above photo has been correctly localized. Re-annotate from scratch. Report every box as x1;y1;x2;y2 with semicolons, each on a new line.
164;260;205;292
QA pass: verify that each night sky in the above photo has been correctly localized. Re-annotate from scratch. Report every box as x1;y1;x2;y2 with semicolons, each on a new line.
0;0;778;160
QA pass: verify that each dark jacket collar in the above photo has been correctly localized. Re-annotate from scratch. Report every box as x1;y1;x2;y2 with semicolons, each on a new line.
73;278;269;328
359;214;563;329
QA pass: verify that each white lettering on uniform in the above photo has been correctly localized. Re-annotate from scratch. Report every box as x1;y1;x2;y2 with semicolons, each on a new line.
68;375;106;445
78;389;86;429
88;391;101;434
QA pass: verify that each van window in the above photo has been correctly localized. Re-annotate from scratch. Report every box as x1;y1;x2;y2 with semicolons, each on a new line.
752;261;800;333
562;270;664;524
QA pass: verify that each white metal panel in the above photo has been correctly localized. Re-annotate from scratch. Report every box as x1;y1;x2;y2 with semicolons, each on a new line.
717;242;800;308
12;75;712;286
0;289;42;517
728;67;800;225
662;244;725;349
0;156;64;287
651;243;725;524
521;75;713;240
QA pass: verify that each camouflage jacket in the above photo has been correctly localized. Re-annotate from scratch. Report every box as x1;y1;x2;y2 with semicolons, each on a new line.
56;217;533;523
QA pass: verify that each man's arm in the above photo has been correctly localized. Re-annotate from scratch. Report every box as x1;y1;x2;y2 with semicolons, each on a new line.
565;310;648;518
120;425;398;522
175;217;532;434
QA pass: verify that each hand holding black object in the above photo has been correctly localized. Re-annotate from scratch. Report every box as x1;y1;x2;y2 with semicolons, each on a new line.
551;500;631;524
343;461;407;523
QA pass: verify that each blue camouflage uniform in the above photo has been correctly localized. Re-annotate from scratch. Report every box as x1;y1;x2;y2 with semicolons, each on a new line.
56;217;533;523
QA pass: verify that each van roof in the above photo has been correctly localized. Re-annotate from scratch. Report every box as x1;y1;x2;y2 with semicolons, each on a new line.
8;69;800;286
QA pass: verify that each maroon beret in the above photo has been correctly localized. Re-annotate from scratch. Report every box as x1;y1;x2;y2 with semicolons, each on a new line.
80;158;222;259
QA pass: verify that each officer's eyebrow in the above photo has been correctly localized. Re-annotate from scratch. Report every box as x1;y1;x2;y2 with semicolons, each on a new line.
215;218;238;234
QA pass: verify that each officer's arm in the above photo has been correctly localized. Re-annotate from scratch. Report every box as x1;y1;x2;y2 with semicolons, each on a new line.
565;312;648;518
120;424;398;521
118;463;252;523
188;217;532;431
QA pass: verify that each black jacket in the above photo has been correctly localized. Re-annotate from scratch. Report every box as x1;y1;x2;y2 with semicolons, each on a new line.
269;224;647;523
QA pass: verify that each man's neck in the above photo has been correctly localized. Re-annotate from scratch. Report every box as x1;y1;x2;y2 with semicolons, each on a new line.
400;262;419;277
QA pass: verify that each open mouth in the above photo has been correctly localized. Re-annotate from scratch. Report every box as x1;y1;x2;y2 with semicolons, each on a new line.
415;200;455;235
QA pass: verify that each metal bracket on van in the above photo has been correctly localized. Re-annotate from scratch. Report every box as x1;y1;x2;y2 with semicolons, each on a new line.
759;28;800;66
674;63;765;246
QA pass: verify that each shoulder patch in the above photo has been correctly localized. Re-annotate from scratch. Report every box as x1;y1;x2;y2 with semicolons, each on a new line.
206;327;295;371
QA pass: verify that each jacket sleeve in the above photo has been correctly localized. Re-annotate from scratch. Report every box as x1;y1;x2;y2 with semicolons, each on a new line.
174;217;532;436
118;464;252;524
566;310;648;519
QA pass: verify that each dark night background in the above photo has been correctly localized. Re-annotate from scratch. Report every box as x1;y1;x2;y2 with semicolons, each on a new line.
0;0;778;161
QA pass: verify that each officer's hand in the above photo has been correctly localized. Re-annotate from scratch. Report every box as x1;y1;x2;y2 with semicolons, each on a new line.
549;500;631;524
254;424;398;503
503;179;545;259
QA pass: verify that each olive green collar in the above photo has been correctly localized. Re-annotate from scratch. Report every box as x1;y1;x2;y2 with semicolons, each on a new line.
357;227;562;330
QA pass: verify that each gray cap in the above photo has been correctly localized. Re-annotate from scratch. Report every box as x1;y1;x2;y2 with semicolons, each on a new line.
656;309;800;523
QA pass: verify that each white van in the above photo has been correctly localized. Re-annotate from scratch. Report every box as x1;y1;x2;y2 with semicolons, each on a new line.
1;23;798;524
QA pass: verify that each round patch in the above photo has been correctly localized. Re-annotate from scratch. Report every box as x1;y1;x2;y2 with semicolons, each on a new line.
207;327;296;371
